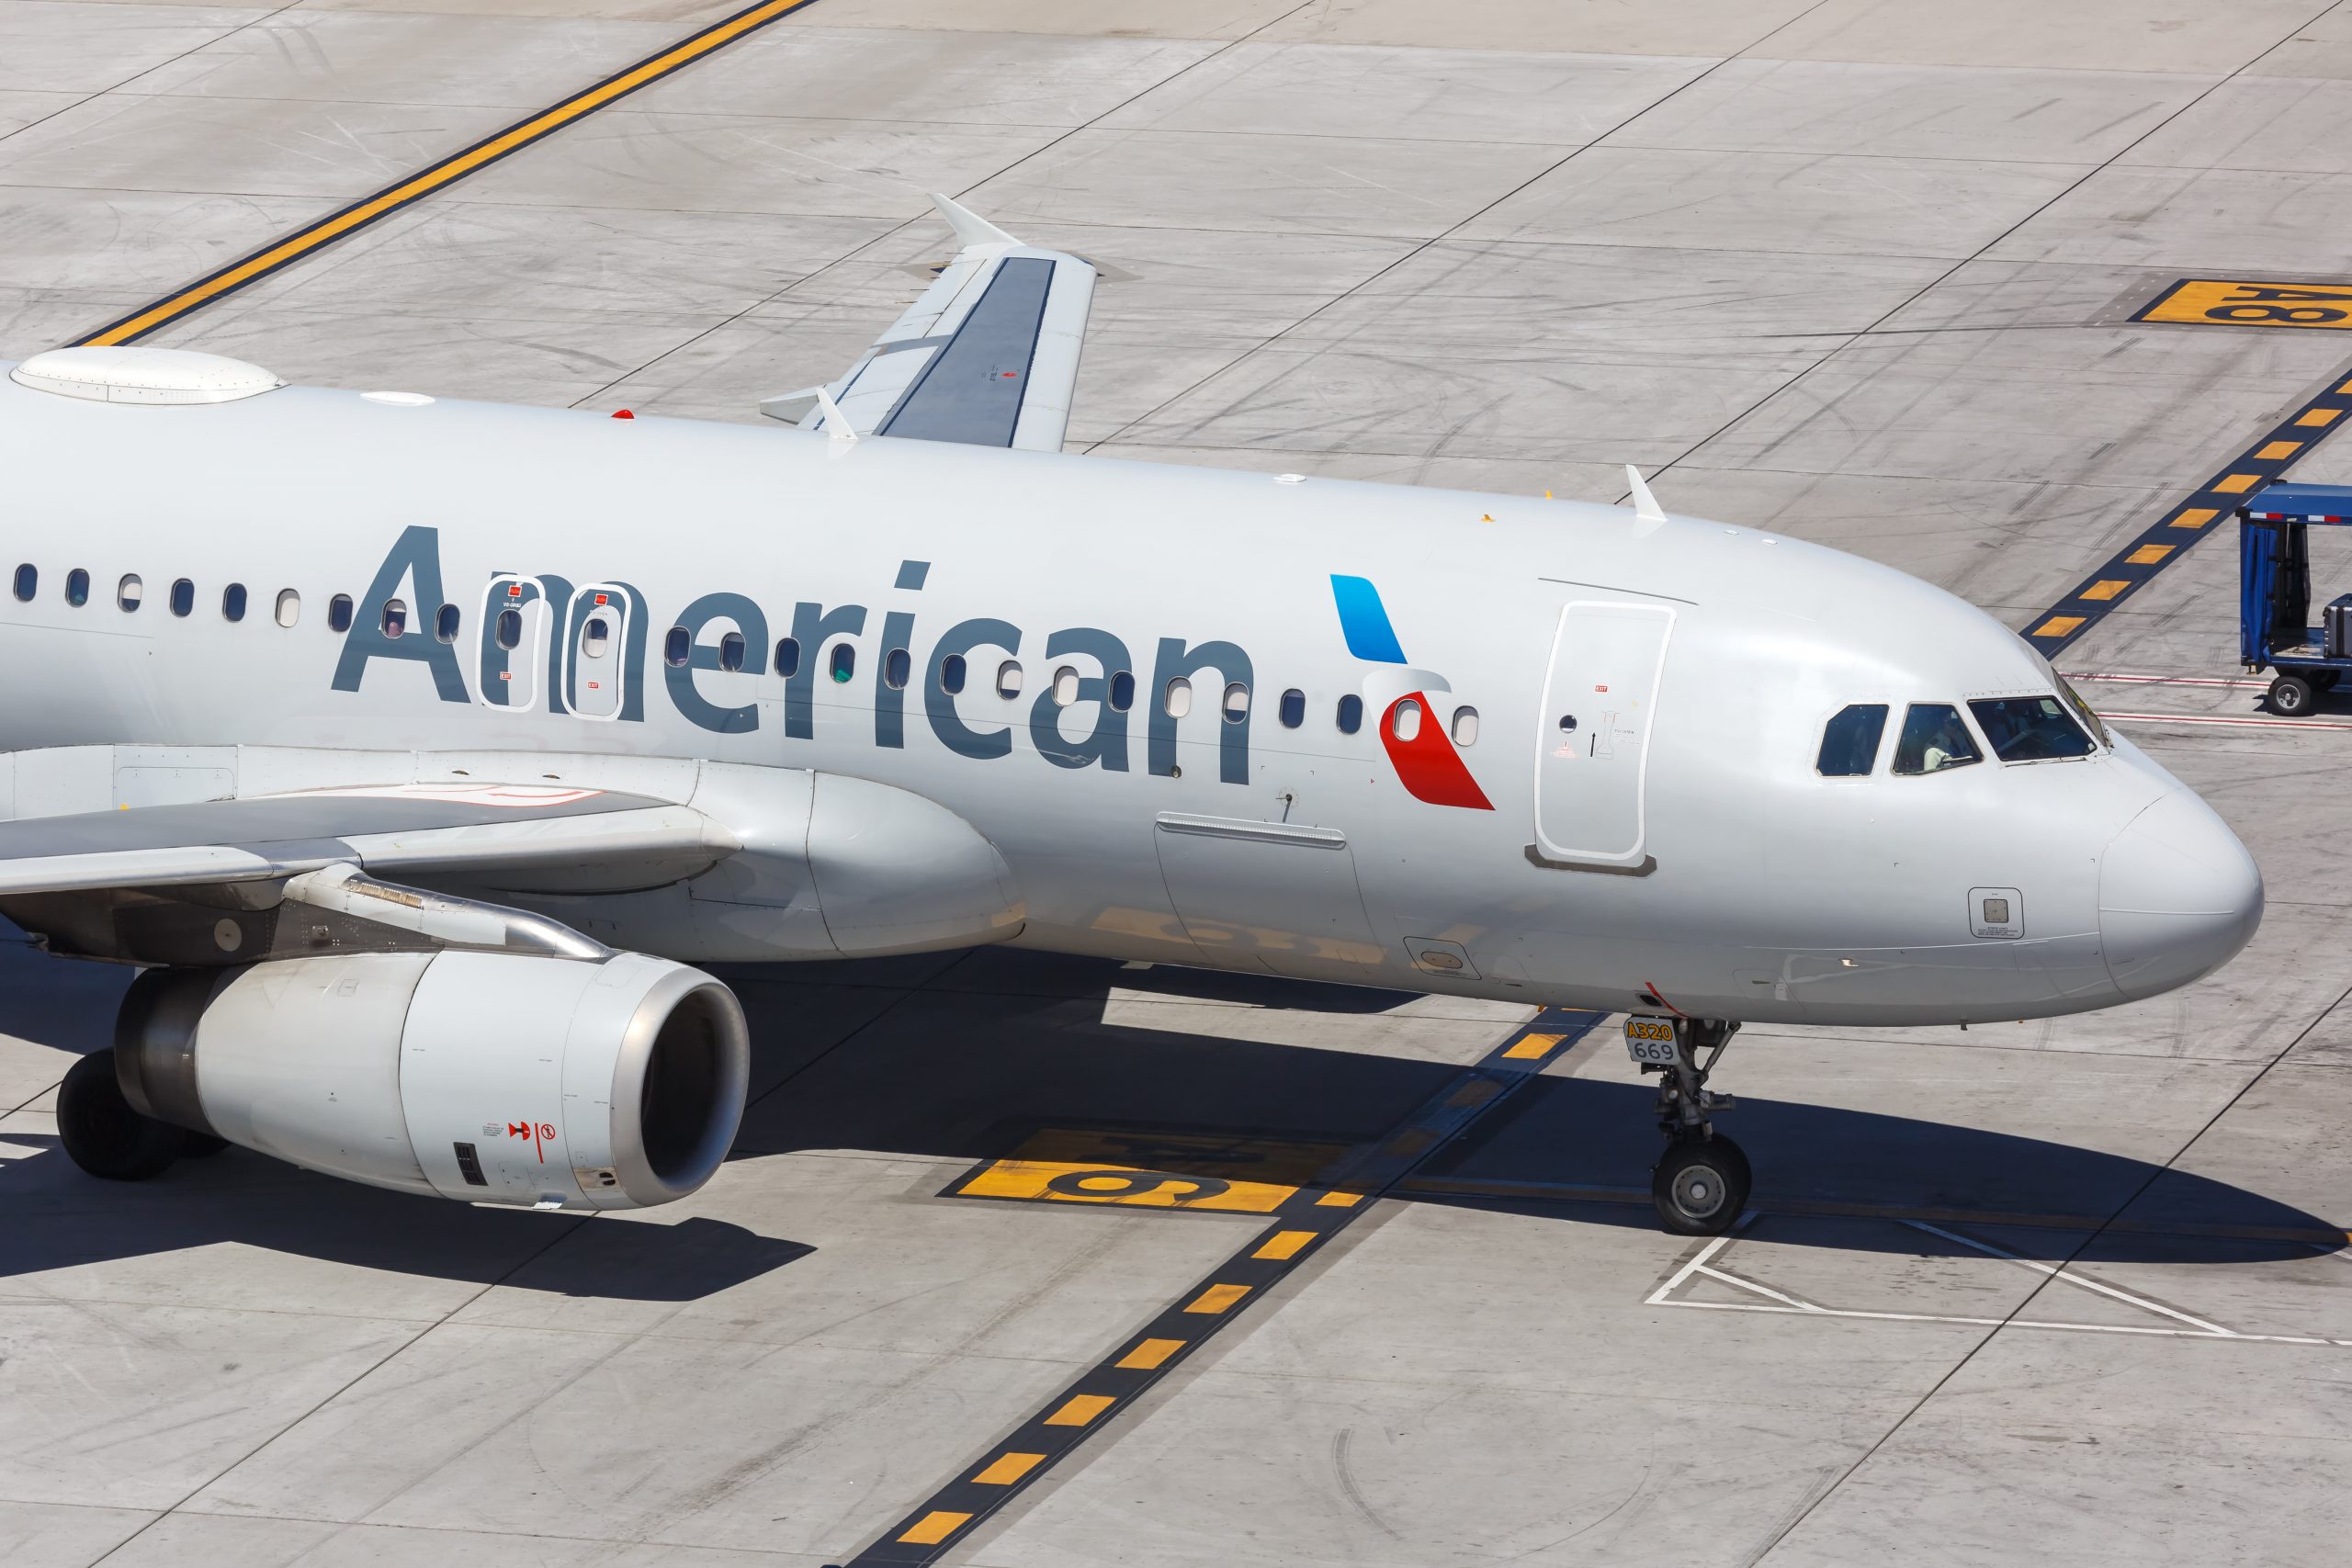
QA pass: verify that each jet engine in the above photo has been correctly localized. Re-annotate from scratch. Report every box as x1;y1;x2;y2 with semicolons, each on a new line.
110;949;748;1210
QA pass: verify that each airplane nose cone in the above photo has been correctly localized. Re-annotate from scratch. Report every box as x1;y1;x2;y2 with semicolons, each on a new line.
2100;791;2263;1000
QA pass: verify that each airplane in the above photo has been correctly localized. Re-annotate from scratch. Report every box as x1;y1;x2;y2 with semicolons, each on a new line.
0;196;2262;1237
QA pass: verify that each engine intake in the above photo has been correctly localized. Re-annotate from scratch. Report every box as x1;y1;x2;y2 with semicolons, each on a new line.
115;950;749;1210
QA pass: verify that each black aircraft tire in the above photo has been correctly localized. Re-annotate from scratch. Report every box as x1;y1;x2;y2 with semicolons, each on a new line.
1652;1134;1752;1236
2269;674;2315;716
181;1133;231;1158
57;1050;185;1181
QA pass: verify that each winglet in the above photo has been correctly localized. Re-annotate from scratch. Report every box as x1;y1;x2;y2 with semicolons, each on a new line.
758;384;858;441
929;191;1020;251
1624;464;1667;524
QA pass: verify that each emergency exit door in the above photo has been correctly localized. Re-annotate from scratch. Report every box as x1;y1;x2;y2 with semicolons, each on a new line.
567;584;631;720
1534;601;1674;868
479;575;552;711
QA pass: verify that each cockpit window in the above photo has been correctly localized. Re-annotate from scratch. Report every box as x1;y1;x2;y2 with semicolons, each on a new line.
1816;704;1887;776
1969;696;2094;763
2051;671;2109;749
1891;703;1982;775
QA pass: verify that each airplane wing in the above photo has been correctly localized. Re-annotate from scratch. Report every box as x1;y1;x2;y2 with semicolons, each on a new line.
761;193;1099;453
0;783;734;897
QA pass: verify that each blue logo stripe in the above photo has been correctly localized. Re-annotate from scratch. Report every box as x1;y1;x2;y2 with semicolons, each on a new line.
1329;574;1407;664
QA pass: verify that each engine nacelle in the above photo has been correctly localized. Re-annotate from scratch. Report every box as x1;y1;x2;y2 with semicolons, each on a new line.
115;950;749;1211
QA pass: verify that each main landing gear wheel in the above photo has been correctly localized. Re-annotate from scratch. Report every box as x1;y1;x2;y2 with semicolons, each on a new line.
2267;673;2316;716
1634;1015;1751;1236
57;1049;185;1180
1653;1134;1752;1236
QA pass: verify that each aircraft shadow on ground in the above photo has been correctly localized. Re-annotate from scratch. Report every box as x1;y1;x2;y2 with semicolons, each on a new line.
0;947;2332;1300
728;954;2343;1267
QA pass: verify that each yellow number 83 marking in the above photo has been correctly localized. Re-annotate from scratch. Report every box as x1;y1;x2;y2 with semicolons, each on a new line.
2136;279;2352;331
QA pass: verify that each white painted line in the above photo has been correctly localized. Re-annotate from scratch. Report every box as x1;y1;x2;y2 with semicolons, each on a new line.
2102;710;2352;733
2065;671;2267;691
1645;1233;1736;1305
1657;1298;2347;1347
1694;1263;1825;1312
1907;1220;2235;1335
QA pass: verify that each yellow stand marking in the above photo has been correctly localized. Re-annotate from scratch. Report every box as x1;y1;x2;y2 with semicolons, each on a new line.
1115;1337;1185;1371
2256;440;2304;459
1253;1230;1318;1261
1184;1283;1251;1314
2125;544;2174;565
972;1452;1046;1486
2080;580;2132;601
1444;1080;1500;1110
2213;474;2261;493
1502;1032;1565;1060
2299;408;2343;427
2033;615;2086;638
899;1511;971;1545
1045;1394;1115;1427
2171;508;2220;529
1316;1190;1365;1208
2134;277;2352;331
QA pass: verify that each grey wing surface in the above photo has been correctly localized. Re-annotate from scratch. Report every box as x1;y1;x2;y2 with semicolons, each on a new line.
762;193;1099;453
0;784;734;896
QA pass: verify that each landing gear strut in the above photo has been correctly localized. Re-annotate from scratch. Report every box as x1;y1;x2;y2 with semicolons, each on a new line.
1636;1017;1751;1236
57;1049;185;1181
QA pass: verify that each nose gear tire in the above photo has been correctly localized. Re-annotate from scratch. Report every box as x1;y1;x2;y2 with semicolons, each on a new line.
58;1049;186;1181
1652;1134;1751;1236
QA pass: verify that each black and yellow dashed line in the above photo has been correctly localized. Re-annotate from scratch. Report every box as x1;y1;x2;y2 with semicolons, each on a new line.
74;0;826;348
2024;369;2352;657
848;1009;1607;1566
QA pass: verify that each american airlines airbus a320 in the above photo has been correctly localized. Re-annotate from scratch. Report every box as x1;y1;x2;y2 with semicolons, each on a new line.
0;197;2261;1235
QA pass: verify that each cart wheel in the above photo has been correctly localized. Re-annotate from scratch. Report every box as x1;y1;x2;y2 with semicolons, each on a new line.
2268;674;2315;716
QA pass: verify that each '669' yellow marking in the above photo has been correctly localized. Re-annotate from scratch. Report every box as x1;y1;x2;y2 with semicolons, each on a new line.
946;1128;1349;1213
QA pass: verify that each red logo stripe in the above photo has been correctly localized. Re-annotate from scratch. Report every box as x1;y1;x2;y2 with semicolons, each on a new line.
1379;694;1493;810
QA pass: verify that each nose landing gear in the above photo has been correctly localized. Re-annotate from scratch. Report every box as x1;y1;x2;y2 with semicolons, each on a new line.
1635;1017;1750;1235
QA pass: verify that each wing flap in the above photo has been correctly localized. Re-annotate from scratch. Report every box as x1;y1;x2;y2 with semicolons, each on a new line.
0;784;737;898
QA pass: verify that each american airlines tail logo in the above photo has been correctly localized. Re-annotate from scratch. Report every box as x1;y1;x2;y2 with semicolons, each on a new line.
1329;576;1493;811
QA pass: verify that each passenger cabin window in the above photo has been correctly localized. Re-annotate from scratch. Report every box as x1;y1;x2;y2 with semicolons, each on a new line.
1109;670;1135;711
663;626;689;667
1892;703;1982;776
1164;676;1193;717
995;660;1021;698
1222;682;1250;722
170;579;195;617
1816;704;1888;777
11;564;33;602
718;631;746;672
275;589;299;627
1279;689;1306;728
773;637;801;678
1052;666;1080;706
1392;697;1423;741
435;604;459;644
66;570;89;607
887;648;911;690
379;598;406;638
1969;696;2093;763
830;643;854;683
941;653;967;694
1336;694;1363;734
221;583;247;623
328;593;353;632
1452;705;1479;745
494;608;522;649
119;574;143;612
582;616;610;656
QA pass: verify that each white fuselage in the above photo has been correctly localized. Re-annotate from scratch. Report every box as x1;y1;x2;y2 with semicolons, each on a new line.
0;373;2262;1024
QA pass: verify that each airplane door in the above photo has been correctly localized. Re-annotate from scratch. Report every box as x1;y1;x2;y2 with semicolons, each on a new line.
1534;601;1674;868
1154;814;1386;979
566;585;629;721
478;575;551;711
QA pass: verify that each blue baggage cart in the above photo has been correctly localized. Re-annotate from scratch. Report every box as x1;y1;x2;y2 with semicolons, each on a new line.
2240;482;2352;714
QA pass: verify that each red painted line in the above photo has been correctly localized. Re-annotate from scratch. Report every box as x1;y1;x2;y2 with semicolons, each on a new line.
2064;671;2267;691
